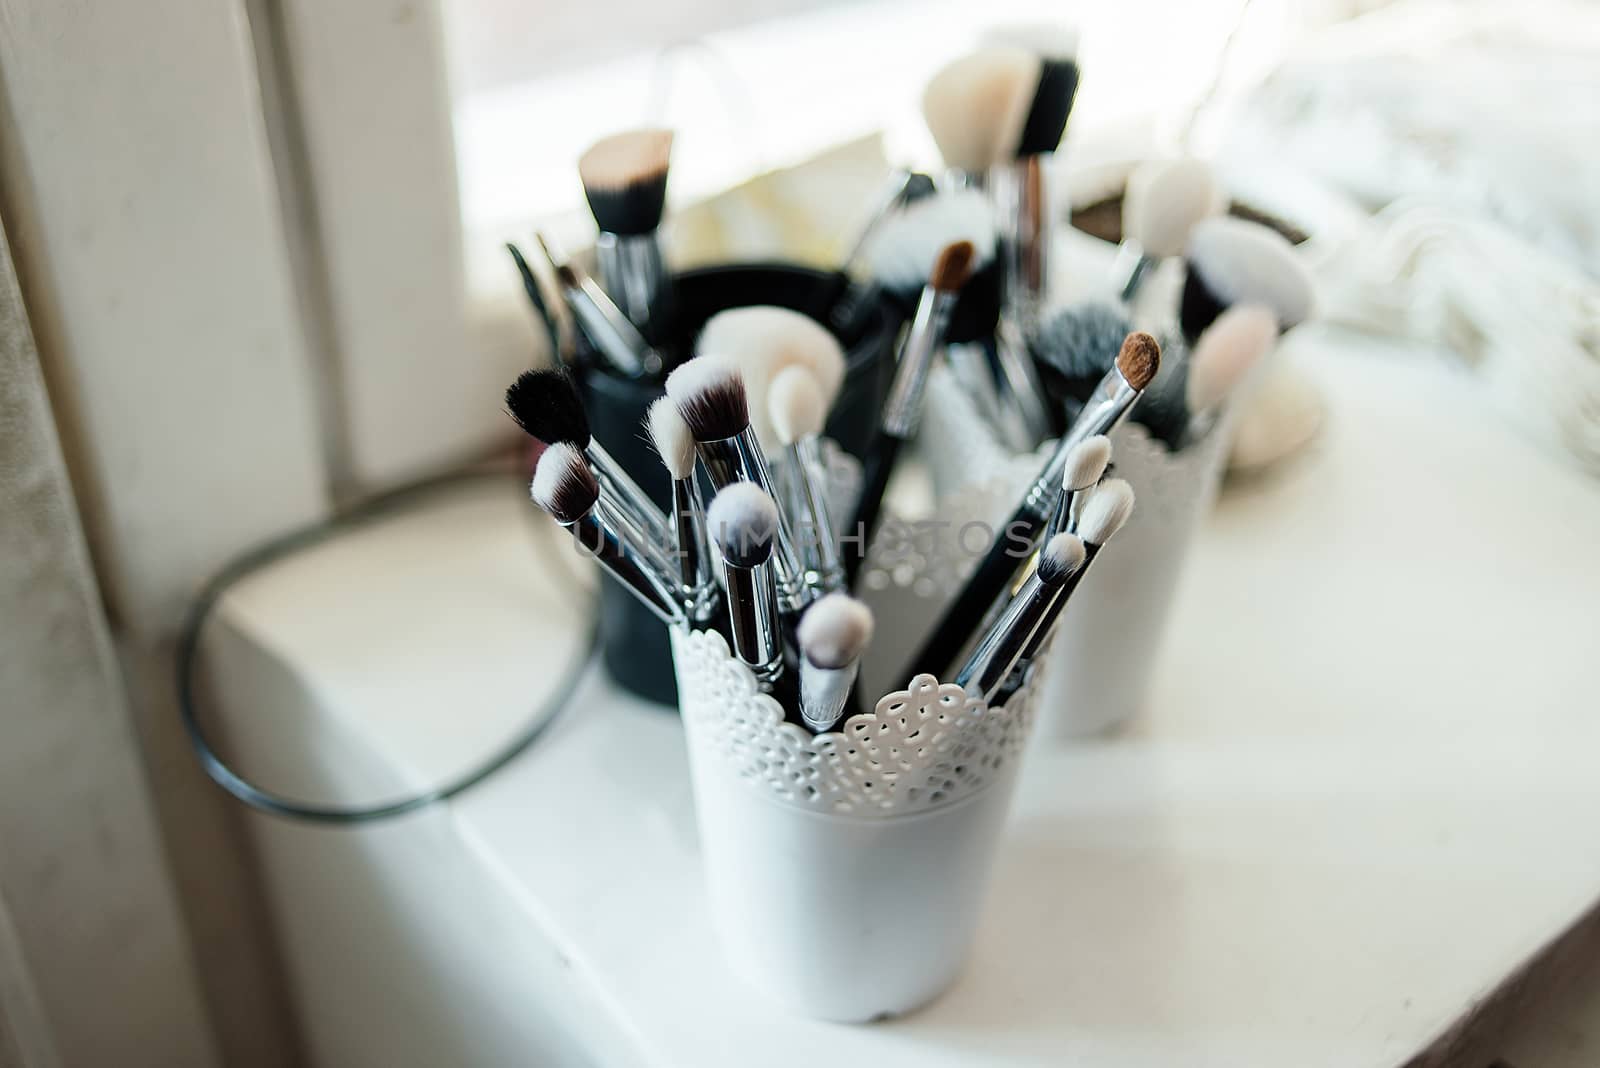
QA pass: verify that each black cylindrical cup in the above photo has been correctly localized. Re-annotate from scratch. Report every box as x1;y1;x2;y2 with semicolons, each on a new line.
577;263;901;705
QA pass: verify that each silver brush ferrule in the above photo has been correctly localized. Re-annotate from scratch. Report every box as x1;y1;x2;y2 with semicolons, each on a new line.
955;569;1056;702
1024;378;1139;522
720;559;782;688
586;443;671;548
799;655;858;733
694;430;809;611
882;287;957;439
670;477;718;624
793;437;843;591
564;274;663;377
566;506;686;628
595;232;670;334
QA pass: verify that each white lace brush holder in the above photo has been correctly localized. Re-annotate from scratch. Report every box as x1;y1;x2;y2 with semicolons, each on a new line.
671;545;1044;1022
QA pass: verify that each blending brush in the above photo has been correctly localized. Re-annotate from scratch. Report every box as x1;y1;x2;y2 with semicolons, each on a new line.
532;444;685;626
647;397;718;623
696;306;846;456
769;365;843;592
1112;158;1225;304
505;368;671;554
795;592;874;733
706;482;785;689
991;477;1134;702
535;233;664;378
578;128;676;340
1180;217;1314;344
665;356;809;611
955;532;1086;702
1042;434;1111;543
901;332;1159;680
1139;303;1278;449
920;45;1040;188
844;240;977;584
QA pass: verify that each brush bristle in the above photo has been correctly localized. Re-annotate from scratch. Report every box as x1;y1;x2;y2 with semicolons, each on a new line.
921;46;1040;172
797;592;875;670
1187;304;1278;415
1030;302;1132;381
1036;532;1087;586
706;482;778;568
930;240;977;293
505;367;590;446
1125;158;1225;259
646;396;697;479
665;356;749;442
531;442;599;525
982;25;1083;156
1078;478;1134;546
866;190;996;296
697;306;845;452
1187;217;1314;329
768;366;827;446
1063;435;1112;492
577;129;673;235
1116;332;1162;392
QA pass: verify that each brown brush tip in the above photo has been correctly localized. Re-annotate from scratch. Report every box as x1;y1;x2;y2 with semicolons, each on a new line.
930;240;976;293
1116;331;1161;391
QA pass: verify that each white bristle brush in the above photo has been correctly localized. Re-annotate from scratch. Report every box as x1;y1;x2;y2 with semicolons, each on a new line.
769;365;843;592
864;189;996;299
956;532;1087;701
1115;158;1226;303
706;482;784;688
921;45;1040;181
696;306;845;455
1043;434;1112;543
796;592;875;732
1182;216;1314;342
1183;303;1279;438
577;128;675;334
646;397;716;623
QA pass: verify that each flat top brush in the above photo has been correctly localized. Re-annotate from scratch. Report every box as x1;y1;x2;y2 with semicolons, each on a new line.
578;128;673;237
982;23;1082;157
900;332;1158;681
697;306;845;455
796;592;874;733
921;46;1041;178
706;481;786;691
1181;216;1314;343
1116;158;1225;303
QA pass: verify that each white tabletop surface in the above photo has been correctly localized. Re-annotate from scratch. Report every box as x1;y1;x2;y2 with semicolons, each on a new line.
216;329;1600;1067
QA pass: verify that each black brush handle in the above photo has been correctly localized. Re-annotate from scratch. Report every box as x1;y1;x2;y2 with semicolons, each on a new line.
505;242;563;363
842;429;903;586
901;510;1043;681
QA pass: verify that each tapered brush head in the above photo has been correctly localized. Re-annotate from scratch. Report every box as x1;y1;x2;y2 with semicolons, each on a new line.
797;592;875;670
505;367;590;446
1117;332;1162;392
768;366;827;447
665;356;749;442
707;482;778;568
921;46;1041;173
1036;532;1087;586
646;396;697;480
984;24;1082;156
1186;303;1278;415
1182;217;1314;342
1078;478;1135;546
577;128;673;236
865;189;996;298
697;305;845;452
930;240;977;294
1063;435;1112;492
1030;302;1133;402
531;442;599;525
1125;158;1226;259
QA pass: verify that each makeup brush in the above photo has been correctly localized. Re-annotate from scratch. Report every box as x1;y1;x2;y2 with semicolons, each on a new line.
532;444;685;627
696;306;845;455
706;482;784;689
647;397;717;623
796;592;874;733
1043;434;1111;543
827;169;938;334
844;240;977;584
955;532;1085;702
769;365;843;592
1112;158;1225;304
505;368;671;552
992;477;1134;701
505;242;569;368
902;332;1159;680
1140;303;1278;449
665;356;809;611
535;232;663;378
1180;217;1314;343
920;46;1040;186
578;128;675;339
1029;301;1135;430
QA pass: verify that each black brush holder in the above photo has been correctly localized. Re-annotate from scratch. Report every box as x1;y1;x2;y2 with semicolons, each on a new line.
577;263;902;705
